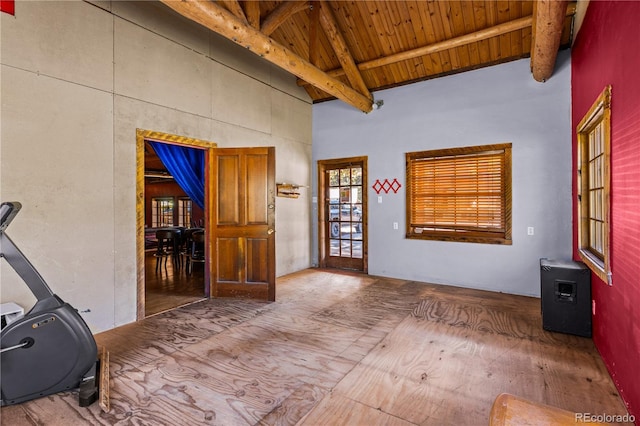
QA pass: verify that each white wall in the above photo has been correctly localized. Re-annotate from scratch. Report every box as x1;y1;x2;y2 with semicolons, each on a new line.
1;1;313;332
312;51;573;297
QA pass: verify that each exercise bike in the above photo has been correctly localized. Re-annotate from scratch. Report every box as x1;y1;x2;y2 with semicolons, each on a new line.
1;201;105;407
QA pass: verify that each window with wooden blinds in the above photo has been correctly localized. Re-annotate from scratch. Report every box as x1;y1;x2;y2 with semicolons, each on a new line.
406;143;512;244
577;85;611;284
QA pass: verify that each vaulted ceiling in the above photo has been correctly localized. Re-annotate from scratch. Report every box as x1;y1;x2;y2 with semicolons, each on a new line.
160;0;577;112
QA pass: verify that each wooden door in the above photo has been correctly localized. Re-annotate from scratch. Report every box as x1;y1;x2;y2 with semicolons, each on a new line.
318;157;367;272
212;147;275;300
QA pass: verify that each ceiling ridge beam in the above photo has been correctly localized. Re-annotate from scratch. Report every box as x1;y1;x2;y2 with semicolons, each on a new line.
297;3;576;87
261;1;310;36
160;0;373;113
318;0;371;100
531;0;569;82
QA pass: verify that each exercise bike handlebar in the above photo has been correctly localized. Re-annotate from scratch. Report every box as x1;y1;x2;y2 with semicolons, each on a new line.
0;201;55;300
0;202;22;232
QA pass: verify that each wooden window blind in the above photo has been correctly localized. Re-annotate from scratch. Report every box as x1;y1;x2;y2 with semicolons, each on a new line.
406;143;512;244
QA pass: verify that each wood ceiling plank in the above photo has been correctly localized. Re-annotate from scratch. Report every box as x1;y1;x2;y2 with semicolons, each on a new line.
438;1;464;70
272;19;307;58
357;16;534;73
361;1;407;87
275;5;336;71
382;0;413;82
331;1;383;90
261;1;310;36
308;1;321;65
217;0;247;23
509;0;524;56
428;0;454;73
327;1;362;62
257;0;575;101
449;0;473;70
353;0;398;89
318;0;372;99
460;0;481;66
390;1;425;81
521;0;535;54
297;14;538;88
160;0;373;112
371;0;412;84
405;1;436;77
244;1;260;30
472;1;492;64
497;0;513;59
485;1;501;61
414;0;445;75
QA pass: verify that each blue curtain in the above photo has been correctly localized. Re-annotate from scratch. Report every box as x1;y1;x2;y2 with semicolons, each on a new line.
150;142;205;210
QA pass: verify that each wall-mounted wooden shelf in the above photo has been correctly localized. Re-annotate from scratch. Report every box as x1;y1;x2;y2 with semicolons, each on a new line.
276;183;301;198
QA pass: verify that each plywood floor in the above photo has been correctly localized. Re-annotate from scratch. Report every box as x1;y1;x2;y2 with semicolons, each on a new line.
1;269;632;425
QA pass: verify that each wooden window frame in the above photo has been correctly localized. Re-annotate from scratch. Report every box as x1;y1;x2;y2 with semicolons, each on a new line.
577;86;612;284
406;143;512;245
151;196;174;228
178;197;192;228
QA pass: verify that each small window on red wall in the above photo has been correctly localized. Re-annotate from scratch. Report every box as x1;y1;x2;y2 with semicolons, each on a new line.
577;86;612;284
151;197;174;228
178;198;192;228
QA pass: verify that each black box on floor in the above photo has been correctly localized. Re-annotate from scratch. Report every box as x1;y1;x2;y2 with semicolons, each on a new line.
540;258;592;337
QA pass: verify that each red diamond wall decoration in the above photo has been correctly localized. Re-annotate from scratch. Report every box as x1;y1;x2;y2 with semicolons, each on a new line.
1;0;15;15
372;178;402;194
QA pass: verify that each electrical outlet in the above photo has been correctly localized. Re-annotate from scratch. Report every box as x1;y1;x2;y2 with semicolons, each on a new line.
378;196;382;204
393;222;398;230
527;227;534;236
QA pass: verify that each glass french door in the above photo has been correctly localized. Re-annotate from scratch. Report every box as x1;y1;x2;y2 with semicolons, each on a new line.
320;158;366;271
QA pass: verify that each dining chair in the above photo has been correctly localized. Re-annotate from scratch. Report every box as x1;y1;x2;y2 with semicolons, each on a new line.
154;229;181;273
187;230;205;275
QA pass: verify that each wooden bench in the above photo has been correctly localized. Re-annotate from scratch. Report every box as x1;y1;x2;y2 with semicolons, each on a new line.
490;393;608;425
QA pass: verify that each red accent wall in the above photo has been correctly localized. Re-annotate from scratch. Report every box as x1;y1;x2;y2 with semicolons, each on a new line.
572;1;640;419
145;181;204;227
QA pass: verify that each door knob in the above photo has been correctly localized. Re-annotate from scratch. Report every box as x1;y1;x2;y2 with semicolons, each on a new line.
267;228;275;235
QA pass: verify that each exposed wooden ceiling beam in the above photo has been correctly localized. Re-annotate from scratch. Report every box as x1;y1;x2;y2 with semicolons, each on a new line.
298;15;532;86
160;0;373;113
318;0;371;100
298;3;575;87
244;1;260;30
531;0;569;82
261;1;310;37
217;0;247;24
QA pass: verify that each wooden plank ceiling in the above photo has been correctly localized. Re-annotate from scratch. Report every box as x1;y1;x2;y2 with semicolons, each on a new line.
161;1;576;112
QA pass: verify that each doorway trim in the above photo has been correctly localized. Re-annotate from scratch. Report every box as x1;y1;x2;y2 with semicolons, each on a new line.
136;129;217;320
317;156;368;273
